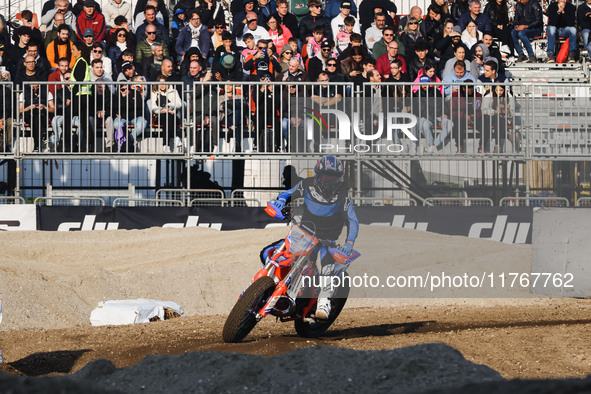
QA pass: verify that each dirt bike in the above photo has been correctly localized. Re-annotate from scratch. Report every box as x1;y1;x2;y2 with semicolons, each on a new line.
222;202;361;343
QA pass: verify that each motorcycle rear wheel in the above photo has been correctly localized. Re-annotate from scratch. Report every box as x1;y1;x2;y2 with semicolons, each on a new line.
294;273;351;338
222;276;276;343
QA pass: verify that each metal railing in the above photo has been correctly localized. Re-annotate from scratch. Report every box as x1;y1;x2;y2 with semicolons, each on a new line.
352;197;418;206
156;188;225;206
499;196;570;207
0;196;25;204
576;197;591;207
424;197;494;207
33;196;106;206
112;197;183;207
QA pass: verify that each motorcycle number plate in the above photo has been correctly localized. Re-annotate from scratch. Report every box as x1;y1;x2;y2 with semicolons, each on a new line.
287;225;317;255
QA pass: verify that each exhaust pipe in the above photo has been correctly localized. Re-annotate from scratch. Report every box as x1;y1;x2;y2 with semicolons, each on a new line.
270;295;296;317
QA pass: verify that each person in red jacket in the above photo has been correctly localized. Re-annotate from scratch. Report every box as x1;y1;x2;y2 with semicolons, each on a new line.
76;0;106;42
376;40;407;77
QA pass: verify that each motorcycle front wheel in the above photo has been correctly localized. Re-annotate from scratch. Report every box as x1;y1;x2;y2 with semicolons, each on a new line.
222;276;276;343
294;273;351;338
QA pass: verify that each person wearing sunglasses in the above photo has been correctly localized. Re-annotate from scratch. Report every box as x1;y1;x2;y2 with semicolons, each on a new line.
176;9;210;61
107;27;136;68
243;39;280;80
399;17;424;62
307;38;335;81
299;0;332;42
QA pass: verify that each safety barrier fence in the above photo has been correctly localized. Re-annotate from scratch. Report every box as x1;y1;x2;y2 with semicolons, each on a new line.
1;81;591;160
499;196;570;207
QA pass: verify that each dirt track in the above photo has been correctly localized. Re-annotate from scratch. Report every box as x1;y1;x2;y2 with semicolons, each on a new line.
1;300;591;380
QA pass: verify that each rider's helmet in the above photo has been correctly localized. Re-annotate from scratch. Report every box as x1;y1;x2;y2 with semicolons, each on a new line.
314;155;344;199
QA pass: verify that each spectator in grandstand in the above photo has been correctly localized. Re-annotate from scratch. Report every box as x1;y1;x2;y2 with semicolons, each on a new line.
385;58;411;98
272;0;299;40
41;0;73;27
325;0;357;20
150;75;184;150
479;31;503;70
277;44;294;72
90;43;112;77
0;16;9;47
237;11;271;44
12;27;33;67
483;0;513;56
399;18;424;60
72;0;101;16
462;20;482;50
159;59;179;82
252;73;281;152
421;4;445;45
198;0;229;29
433;0;451;19
180;47;207;76
213;32;243;81
141;42;167;80
258;0;276;25
325;58;344;81
440;43;470;79
110;15;135;41
334;16;355;55
51;70;74;150
469;43;489;79
511;0;543;63
340;45;364;81
299;0;332;42
457;0;492;32
218;84;249;152
448;83;482;153
307;39;334;82
305;26;328;61
435;24;463;68
48;58;70;94
376;40;407;77
117;60;136;81
481;84;518;153
176;10;211;61
76;0;106;42
137;28;170;64
0;44;11;80
89;79;113;152
243;39;281;80
364;12;386;52
46;25;75;69
412;61;442;93
43;6;77;48
578;0;591;57
407;40;432;81
19;80;55;151
331;1;360;41
451;0;469;23
15;50;49;86
372;26;399;60
103;0;132;28
476;58;506;95
210;22;227;53
181;59;212;88
115;49;138;77
107;28;136;73
80;28;97;50
546;0;577;63
233;1;262;37
13;11;44;47
442;59;476;97
350;57;375;87
267;15;292;54
359;0;397;33
412;74;452;154
90;58;113;90
172;8;188;40
136;6;171;47
337;32;369;62
134;0;169;29
113;83;148;149
0;81;14;155
398;6;422;34
279;57;310;83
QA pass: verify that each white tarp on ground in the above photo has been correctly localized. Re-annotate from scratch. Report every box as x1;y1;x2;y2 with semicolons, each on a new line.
90;299;183;326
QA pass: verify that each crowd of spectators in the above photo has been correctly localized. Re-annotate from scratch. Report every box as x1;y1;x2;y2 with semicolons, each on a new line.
0;0;587;155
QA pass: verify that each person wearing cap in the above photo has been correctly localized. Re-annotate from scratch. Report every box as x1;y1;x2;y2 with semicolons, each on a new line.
171;8;188;39
272;0;299;40
306;38;334;81
326;0;357;20
435;24;464;66
82;27;97;49
213;32;242;81
76;0;106;42
136;5;171;47
117;60;136;81
330;0;360;41
176;10;211;61
299;0;332;42
103;0;133;29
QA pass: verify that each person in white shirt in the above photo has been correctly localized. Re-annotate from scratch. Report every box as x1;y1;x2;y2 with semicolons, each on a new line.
331;0;360;41
364;12;386;51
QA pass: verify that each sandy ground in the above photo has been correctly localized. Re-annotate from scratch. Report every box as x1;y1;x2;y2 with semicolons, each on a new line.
0;226;590;384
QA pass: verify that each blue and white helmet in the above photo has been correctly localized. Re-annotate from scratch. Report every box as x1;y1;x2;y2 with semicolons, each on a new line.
314;155;344;198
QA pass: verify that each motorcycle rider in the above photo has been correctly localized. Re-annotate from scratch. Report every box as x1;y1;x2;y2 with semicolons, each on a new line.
263;155;359;320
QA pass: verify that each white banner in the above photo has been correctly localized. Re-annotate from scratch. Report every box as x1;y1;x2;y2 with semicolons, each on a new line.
0;205;37;231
